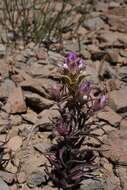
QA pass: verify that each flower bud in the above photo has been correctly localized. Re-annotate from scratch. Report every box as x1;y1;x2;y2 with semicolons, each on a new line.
49;83;62;101
93;94;107;111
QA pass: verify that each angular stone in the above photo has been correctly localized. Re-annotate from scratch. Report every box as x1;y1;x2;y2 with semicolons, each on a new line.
22;109;37;124
0;79;16;99
10;184;17;190
109;88;127;112
120;48;127;58
98;31;127;47
108;2;120;9
102;124;117;133
0;178;9;190
104;172;121;190
97;106;122;127
105;79;121;92
107;14;127;33
5;162;17;174
102;129;127;162
83;17;105;30
42;185;57;190
36;48;48;61
27;170;46;187
26;63;56;78
36;105;59;130
80;178;104;190
0;171;14;184
20;79;47;97
3;86;27;114
119;66;127;82
10;115;22;126
115;167;127;190
24;91;54;112
0;44;6;57
17;171;26;184
97;61;118;80
33;143;51;154
107;49;120;64
20;184;31;190
6;136;22;152
120;119;127;129
95;2;108;12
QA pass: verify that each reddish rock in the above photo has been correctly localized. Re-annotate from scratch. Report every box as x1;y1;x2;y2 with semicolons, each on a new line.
36;48;48;61
102;129;127;161
10;184;17;190
0;171;14;184
105;79;121;92
3;86;27;114
107;49;120;64
120;48;127;58
97;106;122;127
17;171;26;184
107;14;127;33
20;184;31;190
120;119;127;130
6;136;22;152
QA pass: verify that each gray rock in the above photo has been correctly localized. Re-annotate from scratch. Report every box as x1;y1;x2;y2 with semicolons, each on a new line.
0;178;9;190
80;179;104;190
27;170;47;187
115;167;127;190
83;17;105;30
24;91;54;112
0;44;6;57
64;41;81;53
22;109;37;124
20;79;47;97
0;79;16;98
104;173;121;190
33;143;51;154
109;87;127;112
108;2;120;9
98;31;127;47
48;51;64;66
36;105;60;131
97;61;118;80
95;2;108;12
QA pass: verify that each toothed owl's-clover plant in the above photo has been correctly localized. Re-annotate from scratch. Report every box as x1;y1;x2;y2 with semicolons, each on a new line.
45;52;107;190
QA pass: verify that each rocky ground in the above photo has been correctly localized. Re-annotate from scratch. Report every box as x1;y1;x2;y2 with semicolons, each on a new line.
0;0;127;190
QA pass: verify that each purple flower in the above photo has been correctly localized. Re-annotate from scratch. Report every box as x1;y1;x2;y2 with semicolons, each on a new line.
77;58;86;69
92;94;107;111
67;52;77;62
77;81;91;97
56;120;68;136
50;83;62;101
63;52;86;75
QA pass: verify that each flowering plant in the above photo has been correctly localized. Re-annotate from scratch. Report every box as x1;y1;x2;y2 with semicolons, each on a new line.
46;52;107;190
